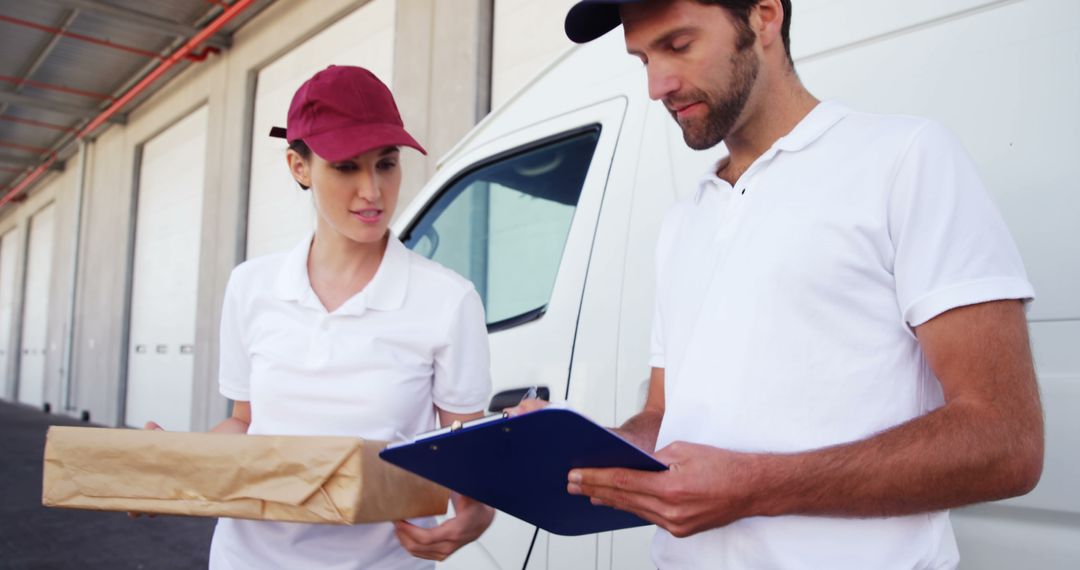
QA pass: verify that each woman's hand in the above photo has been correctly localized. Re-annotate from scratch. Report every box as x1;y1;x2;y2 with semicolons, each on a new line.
393;492;495;561
501;397;549;417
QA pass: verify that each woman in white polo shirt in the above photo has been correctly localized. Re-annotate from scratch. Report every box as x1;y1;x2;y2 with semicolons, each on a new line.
195;65;494;569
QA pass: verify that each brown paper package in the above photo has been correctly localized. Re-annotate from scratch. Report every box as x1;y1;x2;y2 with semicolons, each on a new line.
42;426;449;524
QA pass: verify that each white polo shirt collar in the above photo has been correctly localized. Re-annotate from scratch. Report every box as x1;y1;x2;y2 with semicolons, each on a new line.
695;100;849;204
272;232;409;316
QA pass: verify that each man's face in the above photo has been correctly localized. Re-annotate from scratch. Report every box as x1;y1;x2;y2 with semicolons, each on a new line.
622;0;760;149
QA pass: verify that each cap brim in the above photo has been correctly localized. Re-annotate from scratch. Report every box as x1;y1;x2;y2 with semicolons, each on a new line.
303;122;427;162
565;1;635;43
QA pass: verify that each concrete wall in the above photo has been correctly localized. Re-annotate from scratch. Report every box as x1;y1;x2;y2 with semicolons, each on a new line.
491;0;577;109
0;0;495;430
394;0;494;209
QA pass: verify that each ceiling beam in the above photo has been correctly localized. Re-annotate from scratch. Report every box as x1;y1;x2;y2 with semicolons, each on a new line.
0;92;125;124
0;153;64;172
37;0;231;50
0;10;80;128
13;11;78;90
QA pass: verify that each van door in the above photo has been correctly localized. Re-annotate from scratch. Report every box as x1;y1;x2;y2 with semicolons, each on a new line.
398;97;627;570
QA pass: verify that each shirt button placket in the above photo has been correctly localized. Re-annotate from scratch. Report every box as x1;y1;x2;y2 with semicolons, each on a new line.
711;179;738;245
309;315;332;367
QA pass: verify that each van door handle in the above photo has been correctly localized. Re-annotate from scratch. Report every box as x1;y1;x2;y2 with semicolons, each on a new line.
487;386;550;412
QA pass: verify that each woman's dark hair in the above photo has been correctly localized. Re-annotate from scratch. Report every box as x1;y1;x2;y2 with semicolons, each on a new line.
288;139;312;190
699;0;792;63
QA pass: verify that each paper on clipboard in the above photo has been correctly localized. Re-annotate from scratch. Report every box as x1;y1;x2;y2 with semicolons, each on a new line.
379;407;667;536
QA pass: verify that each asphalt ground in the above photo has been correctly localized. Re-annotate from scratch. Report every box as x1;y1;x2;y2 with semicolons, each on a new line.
0;400;214;570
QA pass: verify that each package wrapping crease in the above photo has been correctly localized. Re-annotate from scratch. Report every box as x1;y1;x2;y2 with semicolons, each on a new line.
42;426;449;524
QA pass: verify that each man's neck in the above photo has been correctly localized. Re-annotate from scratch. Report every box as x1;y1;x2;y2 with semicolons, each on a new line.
718;74;819;185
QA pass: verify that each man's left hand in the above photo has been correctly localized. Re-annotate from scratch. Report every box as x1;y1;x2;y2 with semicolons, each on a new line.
394;492;495;561
567;441;760;538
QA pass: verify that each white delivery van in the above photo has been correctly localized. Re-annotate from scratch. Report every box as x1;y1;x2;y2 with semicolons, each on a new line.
392;3;1080;568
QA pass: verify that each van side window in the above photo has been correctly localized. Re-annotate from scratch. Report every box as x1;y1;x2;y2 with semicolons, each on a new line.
404;128;600;330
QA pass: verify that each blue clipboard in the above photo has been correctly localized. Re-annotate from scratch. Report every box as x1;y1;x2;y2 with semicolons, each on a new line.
378;407;667;536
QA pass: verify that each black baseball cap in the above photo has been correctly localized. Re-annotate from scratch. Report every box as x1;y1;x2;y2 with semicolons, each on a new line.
564;0;642;44
566;1;793;45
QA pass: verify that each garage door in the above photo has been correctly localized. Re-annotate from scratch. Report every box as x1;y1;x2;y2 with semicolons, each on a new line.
17;204;55;407
246;0;395;259
0;231;19;392
123;106;208;430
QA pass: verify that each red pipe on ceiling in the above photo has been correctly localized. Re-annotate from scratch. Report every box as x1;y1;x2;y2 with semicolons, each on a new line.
0;0;255;208
0;14;223;62
0;141;53;155
0;14;171;60
0;115;77;133
0;74;114;101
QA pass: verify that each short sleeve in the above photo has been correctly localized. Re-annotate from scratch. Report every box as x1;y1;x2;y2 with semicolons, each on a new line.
889;121;1034;327
432;288;492;414
218;270;251;401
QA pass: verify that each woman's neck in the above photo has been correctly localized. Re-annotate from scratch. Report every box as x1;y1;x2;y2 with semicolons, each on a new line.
306;225;387;311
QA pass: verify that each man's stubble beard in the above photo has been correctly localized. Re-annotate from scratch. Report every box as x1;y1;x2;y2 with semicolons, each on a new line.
673;35;760;150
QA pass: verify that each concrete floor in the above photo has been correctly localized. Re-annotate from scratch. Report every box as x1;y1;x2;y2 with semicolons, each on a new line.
0;400;214;569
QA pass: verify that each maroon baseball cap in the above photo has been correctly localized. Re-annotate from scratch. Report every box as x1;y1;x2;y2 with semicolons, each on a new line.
269;65;426;161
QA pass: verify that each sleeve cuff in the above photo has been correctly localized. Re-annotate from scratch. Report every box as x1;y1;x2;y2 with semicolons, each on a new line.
433;397;488;415
903;276;1035;327
219;383;249;401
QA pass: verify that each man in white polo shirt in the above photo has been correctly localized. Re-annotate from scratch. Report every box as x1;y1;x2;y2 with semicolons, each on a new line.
557;1;1045;568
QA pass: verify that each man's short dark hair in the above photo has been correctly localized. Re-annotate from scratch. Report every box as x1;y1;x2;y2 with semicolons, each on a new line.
698;0;792;62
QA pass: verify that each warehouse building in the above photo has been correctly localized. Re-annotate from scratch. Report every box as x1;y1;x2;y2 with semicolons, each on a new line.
3;1;1078;568
0;0;579;430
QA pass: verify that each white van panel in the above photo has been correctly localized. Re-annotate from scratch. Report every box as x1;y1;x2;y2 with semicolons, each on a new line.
797;0;1080;321
17;203;56;408
795;0;1009;60
457;32;638;158
952;501;1080;568
124;106;208;431
0;231;18;389
245;0;395;259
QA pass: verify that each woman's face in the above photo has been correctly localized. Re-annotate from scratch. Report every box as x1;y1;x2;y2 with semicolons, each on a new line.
288;145;402;245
